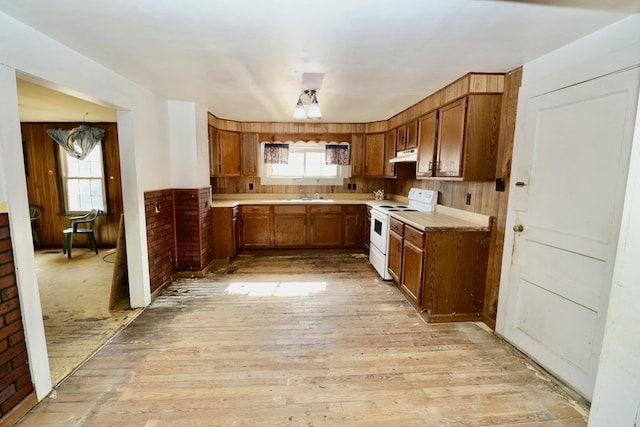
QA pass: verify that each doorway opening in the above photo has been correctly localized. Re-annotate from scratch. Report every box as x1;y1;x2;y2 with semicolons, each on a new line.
17;78;140;385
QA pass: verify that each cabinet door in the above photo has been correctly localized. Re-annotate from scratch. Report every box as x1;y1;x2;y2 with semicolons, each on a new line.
406;120;418;149
309;206;342;247
436;98;466;177
273;205;307;247
219;130;241;177
416;111;438;178
350;134;364;177
239;206;271;248
363;133;385;177
387;230;403;284
401;239;423;305
384;130;397;178
241;133;259;177
209;126;220;177
395;126;406;151
211;207;234;260
343;205;358;248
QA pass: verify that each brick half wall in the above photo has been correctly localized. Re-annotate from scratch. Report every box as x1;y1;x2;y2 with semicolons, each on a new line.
144;190;177;294
0;214;34;418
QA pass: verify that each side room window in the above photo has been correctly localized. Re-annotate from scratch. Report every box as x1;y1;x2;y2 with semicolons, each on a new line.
58;142;108;213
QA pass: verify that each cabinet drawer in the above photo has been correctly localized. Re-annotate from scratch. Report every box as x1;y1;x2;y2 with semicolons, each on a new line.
389;217;404;235
240;205;271;215
310;205;342;215
274;205;306;215
404;225;424;247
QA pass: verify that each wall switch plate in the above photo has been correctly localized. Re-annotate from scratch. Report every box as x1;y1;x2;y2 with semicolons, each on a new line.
466;193;472;205
249;183;254;190
347;183;352;190
495;178;505;192
352;183;356;190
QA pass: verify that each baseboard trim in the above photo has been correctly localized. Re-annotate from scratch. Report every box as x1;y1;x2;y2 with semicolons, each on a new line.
0;391;38;426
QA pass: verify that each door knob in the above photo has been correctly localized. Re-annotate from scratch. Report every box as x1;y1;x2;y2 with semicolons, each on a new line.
513;224;524;232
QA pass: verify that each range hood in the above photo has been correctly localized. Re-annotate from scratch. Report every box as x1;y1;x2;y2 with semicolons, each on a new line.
389;148;417;163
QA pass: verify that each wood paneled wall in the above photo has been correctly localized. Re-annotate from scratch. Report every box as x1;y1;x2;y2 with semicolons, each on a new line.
21;122;123;248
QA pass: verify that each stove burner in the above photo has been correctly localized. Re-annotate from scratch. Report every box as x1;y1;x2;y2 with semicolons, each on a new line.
379;205;395;208
403;209;418;212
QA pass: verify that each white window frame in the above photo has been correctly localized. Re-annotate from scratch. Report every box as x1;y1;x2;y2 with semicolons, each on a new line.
260;141;351;186
58;142;108;214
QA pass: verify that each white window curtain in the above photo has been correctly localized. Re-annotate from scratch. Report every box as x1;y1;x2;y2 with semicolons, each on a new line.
46;125;106;160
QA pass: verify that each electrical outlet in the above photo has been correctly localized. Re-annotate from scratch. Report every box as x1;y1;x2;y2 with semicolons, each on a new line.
249;183;254;190
347;183;352;190
352;183;356;190
466;193;472;205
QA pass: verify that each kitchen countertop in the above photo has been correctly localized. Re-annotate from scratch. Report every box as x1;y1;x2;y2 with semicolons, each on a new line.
210;195;490;231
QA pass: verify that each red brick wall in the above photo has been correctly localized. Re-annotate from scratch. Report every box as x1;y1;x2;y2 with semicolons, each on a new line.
198;188;214;270
145;188;214;291
0;214;34;418
174;189;202;272
144;190;177;293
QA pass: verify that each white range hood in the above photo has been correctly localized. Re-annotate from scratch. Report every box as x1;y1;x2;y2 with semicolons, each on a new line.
389;148;417;163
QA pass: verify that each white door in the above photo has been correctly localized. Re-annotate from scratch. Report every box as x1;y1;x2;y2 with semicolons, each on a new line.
497;67;640;400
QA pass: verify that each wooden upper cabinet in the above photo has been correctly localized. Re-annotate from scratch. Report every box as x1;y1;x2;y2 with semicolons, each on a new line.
363;133;385;178
219;130;241;177
350;134;364;177
436;98;466;178
416;94;501;181
406;120;418;149
208;126;220;177
384;129;397;178
209;127;241;177
241;133;259;177
396;125;406;151
416;111;438;178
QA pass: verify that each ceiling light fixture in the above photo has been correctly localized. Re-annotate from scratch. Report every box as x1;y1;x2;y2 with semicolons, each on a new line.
293;89;322;120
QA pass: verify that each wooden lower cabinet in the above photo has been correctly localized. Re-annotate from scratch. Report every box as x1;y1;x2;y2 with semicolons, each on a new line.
234;203;365;251
239;205;271;248
343;205;359;248
421;230;489;322
273;205;307;247
309;205;343;247
400;225;424;306
388;216;490;322
211;206;238;261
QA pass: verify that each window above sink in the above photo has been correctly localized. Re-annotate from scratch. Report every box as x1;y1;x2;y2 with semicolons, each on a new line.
260;141;350;186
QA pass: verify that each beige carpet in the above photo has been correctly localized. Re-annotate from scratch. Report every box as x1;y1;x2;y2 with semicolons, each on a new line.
35;248;142;385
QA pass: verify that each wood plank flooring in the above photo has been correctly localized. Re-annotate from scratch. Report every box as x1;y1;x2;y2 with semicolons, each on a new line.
18;253;588;426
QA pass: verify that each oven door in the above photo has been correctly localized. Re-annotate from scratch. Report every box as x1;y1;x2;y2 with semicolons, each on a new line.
369;208;389;255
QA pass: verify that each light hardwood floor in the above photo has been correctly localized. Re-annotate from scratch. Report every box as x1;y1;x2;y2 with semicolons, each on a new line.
19;253;588;426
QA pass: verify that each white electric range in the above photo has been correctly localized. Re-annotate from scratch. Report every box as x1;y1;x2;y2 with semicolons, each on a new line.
369;188;438;280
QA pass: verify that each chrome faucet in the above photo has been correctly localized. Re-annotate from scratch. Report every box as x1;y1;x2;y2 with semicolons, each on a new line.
300;190;308;199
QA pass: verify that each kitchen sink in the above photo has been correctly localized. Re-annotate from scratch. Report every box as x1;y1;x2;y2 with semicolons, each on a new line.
283;198;334;203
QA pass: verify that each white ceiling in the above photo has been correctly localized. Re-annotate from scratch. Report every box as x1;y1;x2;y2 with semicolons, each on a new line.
2;0;639;123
